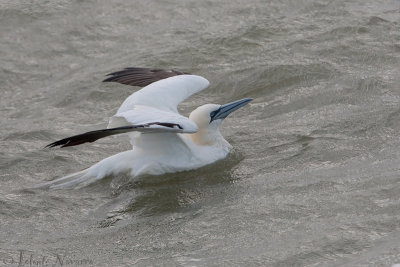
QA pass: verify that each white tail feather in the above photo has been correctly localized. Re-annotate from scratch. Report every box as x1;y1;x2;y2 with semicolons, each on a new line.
35;169;100;189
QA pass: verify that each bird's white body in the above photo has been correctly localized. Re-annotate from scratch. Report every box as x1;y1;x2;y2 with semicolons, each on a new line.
54;133;231;189
41;71;251;189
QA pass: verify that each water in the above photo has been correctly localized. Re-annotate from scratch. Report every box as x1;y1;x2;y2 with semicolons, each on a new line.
1;0;400;266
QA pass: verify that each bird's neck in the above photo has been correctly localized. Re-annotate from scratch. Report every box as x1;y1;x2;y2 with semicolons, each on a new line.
188;128;227;147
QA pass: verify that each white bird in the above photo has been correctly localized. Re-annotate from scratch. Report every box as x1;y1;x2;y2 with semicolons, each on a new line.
41;68;252;189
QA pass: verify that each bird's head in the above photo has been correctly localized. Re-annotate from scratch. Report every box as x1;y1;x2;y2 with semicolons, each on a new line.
188;98;252;145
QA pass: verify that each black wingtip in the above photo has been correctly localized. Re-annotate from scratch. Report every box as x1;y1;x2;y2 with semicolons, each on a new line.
45;122;185;149
102;76;115;83
101;67;190;87
45;138;74;148
44;131;100;148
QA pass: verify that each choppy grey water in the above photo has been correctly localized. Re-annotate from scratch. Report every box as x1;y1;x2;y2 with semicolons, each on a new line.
1;0;400;266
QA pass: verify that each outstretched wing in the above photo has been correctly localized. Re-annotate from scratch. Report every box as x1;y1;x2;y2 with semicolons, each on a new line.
47;68;208;148
104;68;210;113
47;103;199;148
46;122;186;148
103;67;189;87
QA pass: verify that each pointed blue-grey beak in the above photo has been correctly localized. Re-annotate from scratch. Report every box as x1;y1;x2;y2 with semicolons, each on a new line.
210;98;253;123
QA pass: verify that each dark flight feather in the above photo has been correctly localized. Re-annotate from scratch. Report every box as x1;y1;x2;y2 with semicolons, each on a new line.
103;67;190;87
46;122;183;148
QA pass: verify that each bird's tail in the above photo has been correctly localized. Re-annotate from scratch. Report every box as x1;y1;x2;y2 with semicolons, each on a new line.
35;168;103;189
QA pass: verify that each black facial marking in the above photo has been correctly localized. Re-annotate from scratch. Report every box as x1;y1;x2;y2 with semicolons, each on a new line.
209;108;221;123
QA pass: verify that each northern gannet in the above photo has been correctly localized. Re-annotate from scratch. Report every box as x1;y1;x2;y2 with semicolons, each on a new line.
41;68;252;189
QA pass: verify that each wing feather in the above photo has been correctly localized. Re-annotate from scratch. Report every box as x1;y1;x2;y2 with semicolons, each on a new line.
107;106;198;133
116;74;210;113
46;122;185;148
103;67;189;87
47;68;207;148
103;67;210;113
